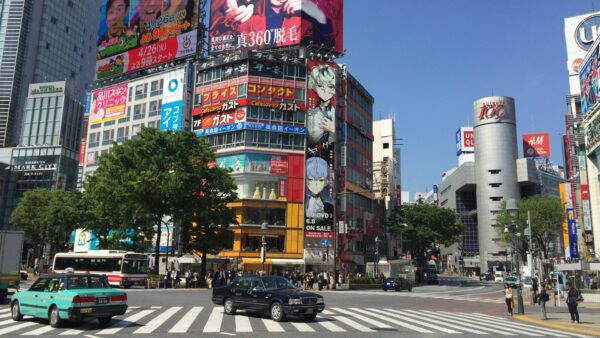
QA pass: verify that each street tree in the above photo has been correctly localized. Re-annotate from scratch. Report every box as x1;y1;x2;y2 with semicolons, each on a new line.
386;203;464;282
495;196;564;261
10;188;82;256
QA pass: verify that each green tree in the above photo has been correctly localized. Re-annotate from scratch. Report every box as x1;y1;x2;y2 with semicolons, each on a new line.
495;196;564;260
387;203;464;282
10;188;82;256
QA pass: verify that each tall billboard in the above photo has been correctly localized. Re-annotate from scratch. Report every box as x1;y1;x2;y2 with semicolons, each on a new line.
208;0;343;55
455;127;474;155
565;13;600;81
90;83;128;124
304;60;336;241
522;132;550;158
96;0;198;80
160;68;185;131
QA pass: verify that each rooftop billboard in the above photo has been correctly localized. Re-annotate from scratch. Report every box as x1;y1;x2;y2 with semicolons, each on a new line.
96;0;198;80
565;13;600;78
208;0;343;55
522;132;550;158
455;126;474;156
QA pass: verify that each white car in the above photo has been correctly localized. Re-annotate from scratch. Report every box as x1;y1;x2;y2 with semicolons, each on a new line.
494;272;505;283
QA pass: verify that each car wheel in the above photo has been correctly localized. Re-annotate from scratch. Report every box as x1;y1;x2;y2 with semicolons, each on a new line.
395;287;400;292
383;288;387;292
223;298;236;315
303;313;317;321
270;302;285;322
11;301;23;321
98;316;112;325
49;306;63;328
408;286;412;292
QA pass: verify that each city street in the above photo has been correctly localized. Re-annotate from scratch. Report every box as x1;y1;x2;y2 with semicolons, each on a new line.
0;277;594;338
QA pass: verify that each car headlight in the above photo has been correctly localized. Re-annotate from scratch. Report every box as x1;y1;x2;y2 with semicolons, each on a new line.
316;298;324;304
289;298;302;305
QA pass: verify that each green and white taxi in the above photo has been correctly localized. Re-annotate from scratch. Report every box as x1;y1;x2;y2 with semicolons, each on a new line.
10;273;127;327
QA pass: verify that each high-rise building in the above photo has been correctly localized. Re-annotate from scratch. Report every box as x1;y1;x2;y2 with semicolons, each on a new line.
0;0;99;147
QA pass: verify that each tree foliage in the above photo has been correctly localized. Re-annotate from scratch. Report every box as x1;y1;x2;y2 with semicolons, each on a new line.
495;196;564;260
10;188;82;256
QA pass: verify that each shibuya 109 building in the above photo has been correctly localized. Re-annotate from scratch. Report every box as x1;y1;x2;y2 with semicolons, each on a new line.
82;0;377;274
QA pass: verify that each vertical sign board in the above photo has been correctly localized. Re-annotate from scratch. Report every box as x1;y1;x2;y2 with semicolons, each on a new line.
304;60;336;249
559;183;571;259
566;208;580;259
581;185;593;231
160;69;185;131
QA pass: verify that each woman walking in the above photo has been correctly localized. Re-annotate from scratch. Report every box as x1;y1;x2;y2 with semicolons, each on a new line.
504;284;514;316
538;282;549;320
565;281;581;323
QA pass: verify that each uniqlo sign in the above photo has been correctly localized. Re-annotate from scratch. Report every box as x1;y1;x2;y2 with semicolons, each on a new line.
523;132;550;158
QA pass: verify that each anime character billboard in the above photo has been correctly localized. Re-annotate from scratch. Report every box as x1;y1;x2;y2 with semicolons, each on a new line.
304;60;336;239
209;0;343;54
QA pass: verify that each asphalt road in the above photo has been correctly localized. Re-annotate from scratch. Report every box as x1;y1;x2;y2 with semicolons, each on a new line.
0;276;591;338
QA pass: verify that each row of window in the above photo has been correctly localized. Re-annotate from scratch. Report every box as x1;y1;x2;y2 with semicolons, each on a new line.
346;167;372;191
88;122;157;148
128;79;164;102
197;61;307;85
204;130;305;151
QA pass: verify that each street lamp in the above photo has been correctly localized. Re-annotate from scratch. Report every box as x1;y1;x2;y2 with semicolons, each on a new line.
261;222;268;275
505;198;525;314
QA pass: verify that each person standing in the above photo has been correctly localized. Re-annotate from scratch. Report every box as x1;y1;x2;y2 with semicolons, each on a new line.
565;281;581;323
504;284;514;316
538;282;549;320
163;269;170;289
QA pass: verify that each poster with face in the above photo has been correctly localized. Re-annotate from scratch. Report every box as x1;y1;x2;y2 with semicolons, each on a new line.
304;60;336;240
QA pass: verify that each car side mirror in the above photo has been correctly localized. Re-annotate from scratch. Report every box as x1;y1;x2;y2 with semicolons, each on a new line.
252;286;263;293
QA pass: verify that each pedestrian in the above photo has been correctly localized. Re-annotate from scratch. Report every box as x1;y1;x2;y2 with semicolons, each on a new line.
33;257;39;276
565;281;581;324
585;274;591;289
163;269;170;289
184;269;191;288
504;284;514;316
206;271;213;289
193;271;199;288
171;269;178;288
538;282;549;320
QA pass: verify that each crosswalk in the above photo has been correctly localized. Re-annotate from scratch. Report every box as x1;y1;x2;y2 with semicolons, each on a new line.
0;305;589;336
332;288;505;304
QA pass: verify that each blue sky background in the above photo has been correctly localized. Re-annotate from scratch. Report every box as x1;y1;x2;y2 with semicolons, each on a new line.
341;1;600;199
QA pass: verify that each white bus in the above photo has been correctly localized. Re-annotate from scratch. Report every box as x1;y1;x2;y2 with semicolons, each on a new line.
52;250;148;288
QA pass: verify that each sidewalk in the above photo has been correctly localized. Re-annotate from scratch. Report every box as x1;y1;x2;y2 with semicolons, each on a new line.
514;311;600;337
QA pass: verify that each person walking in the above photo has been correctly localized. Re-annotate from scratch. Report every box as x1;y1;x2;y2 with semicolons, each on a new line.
538;282;549;320
565;281;581;323
163;269;170;289
504;284;514;316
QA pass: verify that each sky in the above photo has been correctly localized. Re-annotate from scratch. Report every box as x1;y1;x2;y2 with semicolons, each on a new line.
340;0;600;199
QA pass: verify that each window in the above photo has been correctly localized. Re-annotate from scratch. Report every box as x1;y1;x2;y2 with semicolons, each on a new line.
488;169;501;174
149;100;161;117
65;26;70;33
46;42;50;49
116;126;129;143
150;80;163;96
133;103;145;120
135;84;146;100
51;16;57;24
102;129;114;145
383;142;389;149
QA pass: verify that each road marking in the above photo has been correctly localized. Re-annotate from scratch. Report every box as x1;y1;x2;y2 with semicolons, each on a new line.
262;318;285;332
235;314;252;332
362;308;436;334
0;322;37;335
133;306;181;333
316;315;345;332
84;335;100;338
0;309;10;314
0;314;10;320
0;319;13;328
290;321;315;332
419;310;515;335
321;309;334;315
400;309;488;334
97;309;155;335
470;313;577;338
203;306;223;333
169;306;203;333
330;307;394;329
437;311;544;336
331;315;375;332
22;325;55;335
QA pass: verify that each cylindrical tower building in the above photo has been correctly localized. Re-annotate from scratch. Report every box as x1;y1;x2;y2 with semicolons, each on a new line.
473;96;520;273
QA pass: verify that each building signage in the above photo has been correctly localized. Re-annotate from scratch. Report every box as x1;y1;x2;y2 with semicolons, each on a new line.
29;83;64;96
270;156;288;175
195;122;306;136
304;60;336;241
579;38;600;114
566;208;580;259
247;83;295;100
565;13;600;79
478;101;507;121
160;69;185;131
560;183;572;259
90;84;128;124
202;86;238;104
13;158;58;171
455;127;474;155
522;132;550;157
581;185;593;232
585;115;600;153
215;153;288;176
193;108;246;130
193;98;304;116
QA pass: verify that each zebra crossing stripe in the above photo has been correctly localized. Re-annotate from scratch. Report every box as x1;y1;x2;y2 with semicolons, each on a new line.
331;316;375;332
400;309;489;334
0;319;16;328
331;307;394;329
21;325;55;335
316;315;346;332
446;311;568;337
321;309;334;315
419;310;516;336
0;322;37;336
0;309;10;314
168;306;203;333
235;314;252;332
362;308;437;334
470;313;590;338
262;318;285;332
97;309;155;335
133;306;181;334
436;311;543;336
0;314;11;320
203;306;223;333
290;321;315;332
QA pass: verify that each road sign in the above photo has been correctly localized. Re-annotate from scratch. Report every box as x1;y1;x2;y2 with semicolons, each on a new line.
320;239;329;247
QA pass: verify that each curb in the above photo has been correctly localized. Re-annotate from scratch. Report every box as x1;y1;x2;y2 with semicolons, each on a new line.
514;314;600;337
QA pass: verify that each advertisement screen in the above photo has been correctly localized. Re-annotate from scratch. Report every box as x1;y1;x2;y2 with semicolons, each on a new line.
96;0;198;80
160;69;185;131
208;0;343;54
579;45;600;114
192;108;247;130
565;13;600;80
522;132;550;158
215;153;288;175
90;84;128;124
304;60;336;241
455;127;473;155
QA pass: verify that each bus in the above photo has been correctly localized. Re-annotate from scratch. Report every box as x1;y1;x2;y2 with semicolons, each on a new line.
52;250;148;288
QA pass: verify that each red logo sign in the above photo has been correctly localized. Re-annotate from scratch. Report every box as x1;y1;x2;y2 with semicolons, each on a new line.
582;185;590;200
270;156;288;175
523;132;550;158
463;131;474;147
479;101;507;120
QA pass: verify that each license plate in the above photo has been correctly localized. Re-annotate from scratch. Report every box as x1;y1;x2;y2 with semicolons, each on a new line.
96;297;109;305
80;308;92;314
305;309;313;314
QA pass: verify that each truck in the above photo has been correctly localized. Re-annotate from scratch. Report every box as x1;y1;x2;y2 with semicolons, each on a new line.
0;230;24;303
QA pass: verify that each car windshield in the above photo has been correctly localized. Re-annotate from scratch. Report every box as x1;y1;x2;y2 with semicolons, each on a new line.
66;275;110;289
122;259;148;274
506;277;517;282
262;277;295;291
522;277;532;284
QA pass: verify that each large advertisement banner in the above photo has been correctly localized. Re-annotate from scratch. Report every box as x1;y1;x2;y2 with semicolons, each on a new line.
304;60;336;241
215;153;288;175
565;13;600;80
566;208;580;259
208;0;343;54
160;69;185;131
90;84;128;124
96;0;198;80
522;132;550;158
579;43;600;115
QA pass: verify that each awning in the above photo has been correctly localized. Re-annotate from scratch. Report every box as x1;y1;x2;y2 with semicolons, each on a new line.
270;259;305;266
241;257;267;264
